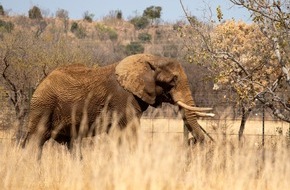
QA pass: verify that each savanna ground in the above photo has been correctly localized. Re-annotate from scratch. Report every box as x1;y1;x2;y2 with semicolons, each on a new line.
0;118;289;190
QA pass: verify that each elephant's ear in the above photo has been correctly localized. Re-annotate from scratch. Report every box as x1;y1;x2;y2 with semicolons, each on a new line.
115;54;156;105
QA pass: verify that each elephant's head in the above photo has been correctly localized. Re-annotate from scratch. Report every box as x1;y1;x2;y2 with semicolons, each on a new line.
115;54;214;142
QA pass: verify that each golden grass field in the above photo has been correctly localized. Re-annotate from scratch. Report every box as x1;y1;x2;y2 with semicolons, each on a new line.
0;118;289;190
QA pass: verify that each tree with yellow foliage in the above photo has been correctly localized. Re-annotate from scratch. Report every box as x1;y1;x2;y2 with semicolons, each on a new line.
179;0;290;139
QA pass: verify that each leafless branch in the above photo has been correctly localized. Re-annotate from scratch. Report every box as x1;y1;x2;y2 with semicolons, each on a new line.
230;0;290;29
257;92;290;122
2;54;18;105
179;0;213;53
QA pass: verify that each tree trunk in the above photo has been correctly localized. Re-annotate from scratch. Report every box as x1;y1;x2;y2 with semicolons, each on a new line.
238;106;251;141
15;104;28;141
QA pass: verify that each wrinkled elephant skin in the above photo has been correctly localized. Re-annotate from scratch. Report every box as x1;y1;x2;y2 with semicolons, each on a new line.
21;54;213;158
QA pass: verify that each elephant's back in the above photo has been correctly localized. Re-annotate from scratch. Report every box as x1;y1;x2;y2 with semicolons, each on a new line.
54;64;116;80
55;64;96;81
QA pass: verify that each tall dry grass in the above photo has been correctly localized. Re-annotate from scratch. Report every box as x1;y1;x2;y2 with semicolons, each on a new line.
0;124;289;190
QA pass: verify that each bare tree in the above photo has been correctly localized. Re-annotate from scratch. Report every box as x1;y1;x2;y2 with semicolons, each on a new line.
0;31;41;138
56;9;69;33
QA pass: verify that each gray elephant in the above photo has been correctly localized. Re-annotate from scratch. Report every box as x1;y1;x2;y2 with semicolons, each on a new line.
21;54;214;157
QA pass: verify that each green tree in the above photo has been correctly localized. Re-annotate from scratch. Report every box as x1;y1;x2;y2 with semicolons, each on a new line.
28;6;43;19
70;22;87;39
0;5;5;16
83;11;94;23
138;32;152;43
125;42;144;55
70;22;79;33
0;20;14;33
116;10;122;20
130;16;150;30
143;6;162;25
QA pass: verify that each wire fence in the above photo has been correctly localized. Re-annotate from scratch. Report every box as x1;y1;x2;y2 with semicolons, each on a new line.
1;116;289;145
140;116;290;144
1;93;289;145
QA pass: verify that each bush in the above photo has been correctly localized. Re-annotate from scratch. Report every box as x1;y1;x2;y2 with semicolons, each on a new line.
108;29;118;41
0;5;5;16
56;9;69;20
130;16;149;30
28;6;43;19
125;42;144;55
83;11;94;23
143;6;162;25
138;33;152;43
0;19;14;33
70;22;86;39
70;22;78;33
155;30;163;40
95;23;118;41
116;10;122;20
56;9;69;32
75;28;87;39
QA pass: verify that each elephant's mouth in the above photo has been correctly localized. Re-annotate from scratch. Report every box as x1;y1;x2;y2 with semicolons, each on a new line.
152;91;173;107
162;91;173;103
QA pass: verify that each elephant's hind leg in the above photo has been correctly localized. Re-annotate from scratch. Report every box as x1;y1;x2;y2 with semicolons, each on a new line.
26;110;53;160
37;132;51;160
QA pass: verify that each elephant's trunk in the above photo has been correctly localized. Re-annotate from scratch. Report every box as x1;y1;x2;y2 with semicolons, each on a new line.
172;77;214;143
181;96;206;143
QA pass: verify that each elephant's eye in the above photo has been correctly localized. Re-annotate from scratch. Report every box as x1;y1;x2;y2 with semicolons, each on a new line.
169;76;178;86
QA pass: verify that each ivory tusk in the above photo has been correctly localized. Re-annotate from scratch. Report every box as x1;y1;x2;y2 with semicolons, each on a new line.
195;112;215;117
176;101;213;111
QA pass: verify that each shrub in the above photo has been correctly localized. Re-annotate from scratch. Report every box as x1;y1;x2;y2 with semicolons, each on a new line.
155;30;163;40
28;6;43;19
116;10;122;20
75;27;87;39
108;29;118;41
125;42;144;55
95;23;118;41
70;22;86;39
56;9;69;20
70;22;78;33
130;16;149;30
0;19;14;33
0;5;5;16
83;11;94;23
56;9;69;32
143;6;162;25
138;33;152;43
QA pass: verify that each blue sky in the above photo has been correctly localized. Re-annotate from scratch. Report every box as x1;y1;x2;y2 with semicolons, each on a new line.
0;0;251;22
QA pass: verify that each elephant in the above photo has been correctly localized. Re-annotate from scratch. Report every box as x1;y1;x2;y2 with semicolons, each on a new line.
21;53;214;158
